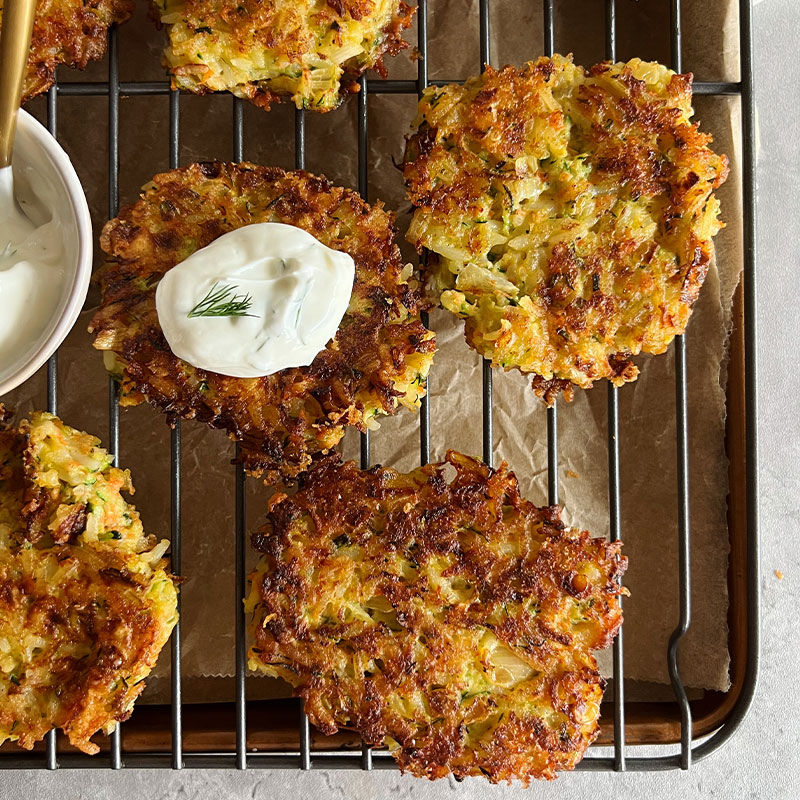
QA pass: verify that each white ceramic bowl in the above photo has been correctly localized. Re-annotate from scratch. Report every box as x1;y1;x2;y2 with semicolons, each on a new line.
0;108;92;397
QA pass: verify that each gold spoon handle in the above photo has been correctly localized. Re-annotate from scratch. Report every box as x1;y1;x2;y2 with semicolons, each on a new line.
0;0;38;168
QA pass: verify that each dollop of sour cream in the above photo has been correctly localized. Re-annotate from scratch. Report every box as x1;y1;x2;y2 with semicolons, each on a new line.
0;166;66;372
155;222;355;378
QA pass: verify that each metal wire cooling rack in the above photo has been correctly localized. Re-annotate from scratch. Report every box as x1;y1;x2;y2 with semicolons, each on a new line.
0;0;759;774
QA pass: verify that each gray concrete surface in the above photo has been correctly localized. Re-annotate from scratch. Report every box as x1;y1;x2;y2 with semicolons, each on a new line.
2;0;797;797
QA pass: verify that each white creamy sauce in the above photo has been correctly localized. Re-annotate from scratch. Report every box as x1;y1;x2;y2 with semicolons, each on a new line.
155;222;355;378
0;165;66;370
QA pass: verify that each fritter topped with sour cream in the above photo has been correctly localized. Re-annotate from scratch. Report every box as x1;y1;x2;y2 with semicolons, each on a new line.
90;162;435;481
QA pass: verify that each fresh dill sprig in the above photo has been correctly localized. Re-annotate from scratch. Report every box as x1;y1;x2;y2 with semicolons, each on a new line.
187;282;256;319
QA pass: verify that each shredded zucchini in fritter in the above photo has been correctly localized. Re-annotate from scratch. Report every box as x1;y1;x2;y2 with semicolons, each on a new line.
0;0;133;103
0;411;177;754
403;55;728;403
247;451;626;783
153;0;414;111
90;163;435;481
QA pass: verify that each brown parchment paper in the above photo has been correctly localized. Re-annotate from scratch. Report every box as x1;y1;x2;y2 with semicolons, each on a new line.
5;0;744;703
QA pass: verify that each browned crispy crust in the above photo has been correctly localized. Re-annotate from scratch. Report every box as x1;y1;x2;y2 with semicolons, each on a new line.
0;545;169;751
0;413;177;754
403;56;729;403
152;0;414;112
368;1;415;76
0;0;134;102
247;451;626;782
89;163;435;481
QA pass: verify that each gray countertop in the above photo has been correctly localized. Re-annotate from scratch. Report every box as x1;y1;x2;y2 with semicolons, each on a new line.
3;0;797;797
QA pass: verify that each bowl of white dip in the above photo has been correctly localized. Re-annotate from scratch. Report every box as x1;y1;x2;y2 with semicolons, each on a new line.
0;108;92;397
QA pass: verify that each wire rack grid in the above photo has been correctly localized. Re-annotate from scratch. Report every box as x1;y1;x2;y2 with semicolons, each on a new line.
0;0;759;774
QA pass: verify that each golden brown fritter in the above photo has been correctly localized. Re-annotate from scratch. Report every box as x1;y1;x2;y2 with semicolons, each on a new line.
0;0;134;103
152;0;414;111
246;451;626;782
0;412;177;754
403;55;729;404
89;162;435;481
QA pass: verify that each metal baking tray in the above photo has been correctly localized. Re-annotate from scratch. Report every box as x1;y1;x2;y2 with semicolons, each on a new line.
0;0;758;773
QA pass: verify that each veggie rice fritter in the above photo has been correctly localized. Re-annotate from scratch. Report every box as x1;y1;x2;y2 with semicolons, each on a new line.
1;0;133;103
0;409;177;754
152;0;414;112
247;451;626;782
403;55;729;403
89;162;435;481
